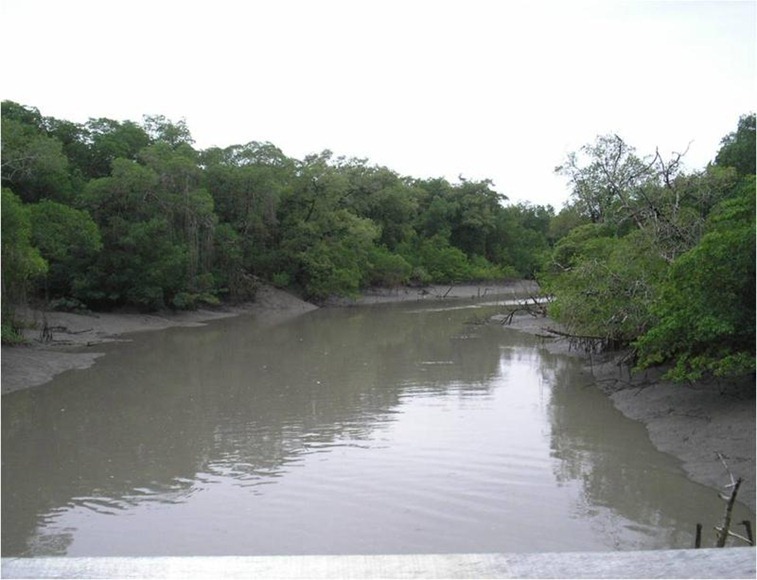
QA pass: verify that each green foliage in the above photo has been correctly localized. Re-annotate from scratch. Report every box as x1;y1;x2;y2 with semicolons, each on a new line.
545;223;614;274
548;205;590;244
1;189;48;329
493;203;553;278
555;134;655;225
402;235;506;284
715;113;756;176
1;189;48;288
1;322;26;345
171;291;221;310
544;114;755;384
364;246;412;287
417;235;471;282
635;180;756;380
80;118;151;178
1;99;656;316
285;210;380;300
79;216;188;310
547;230;667;346
142;115;194;148
29;200;102;300
1;110;74;202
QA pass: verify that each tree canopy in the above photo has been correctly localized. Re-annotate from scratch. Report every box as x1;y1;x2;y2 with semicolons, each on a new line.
1;100;550;313
545;113;756;381
2;101;753;383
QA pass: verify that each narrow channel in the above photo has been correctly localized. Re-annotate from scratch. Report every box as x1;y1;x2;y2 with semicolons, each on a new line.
2;300;752;556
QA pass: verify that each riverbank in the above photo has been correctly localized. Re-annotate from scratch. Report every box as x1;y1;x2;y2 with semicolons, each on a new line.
502;312;756;514
326;280;540;305
1;284;317;395
3;281;536;394
1;281;533;394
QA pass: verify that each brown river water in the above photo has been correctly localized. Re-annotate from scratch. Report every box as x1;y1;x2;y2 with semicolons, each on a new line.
2;299;753;556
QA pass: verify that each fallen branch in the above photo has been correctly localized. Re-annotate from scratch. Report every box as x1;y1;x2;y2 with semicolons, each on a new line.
714;526;752;546
500;296;549;325
68;328;94;335
543;327;606;341
715;452;742;548
542;326;613;353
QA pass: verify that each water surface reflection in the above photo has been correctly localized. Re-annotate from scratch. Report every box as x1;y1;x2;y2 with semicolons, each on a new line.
2;301;752;556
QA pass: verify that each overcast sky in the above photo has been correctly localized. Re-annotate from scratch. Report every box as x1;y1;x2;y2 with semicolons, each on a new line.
2;0;754;207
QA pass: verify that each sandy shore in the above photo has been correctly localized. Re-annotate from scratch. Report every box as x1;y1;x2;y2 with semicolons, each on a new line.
3;281;754;514
501;312;756;513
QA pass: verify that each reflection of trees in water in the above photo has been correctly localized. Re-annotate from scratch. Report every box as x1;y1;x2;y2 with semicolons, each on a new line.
540;348;752;549
1;303;512;556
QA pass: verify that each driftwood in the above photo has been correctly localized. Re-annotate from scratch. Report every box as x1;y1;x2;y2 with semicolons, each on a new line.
541;326;616;353
500;295;549;325
715;476;743;547
697;453;752;548
714;452;747;548
37;318;93;344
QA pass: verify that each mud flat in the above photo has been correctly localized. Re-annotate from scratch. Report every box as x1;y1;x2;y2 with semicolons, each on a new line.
327;280;540;305
2;281;536;394
1;284;317;395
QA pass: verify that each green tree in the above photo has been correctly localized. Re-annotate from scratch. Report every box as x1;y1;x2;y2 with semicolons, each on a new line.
79;158;194;309
546;229;667;347
29;201;102;302
715;113;756;176
1;103;74;203
1;189;47;340
547;204;589;245
211;223;257;302
140;142;218;295
555;134;656;226
202;141;292;277
106;217;188;309
635;179;756;380
448;177;506;259
363;246;413;287
339;160;420;251
492;203;553;278
284;209;379;300
81;118;151;178
142;114;194;148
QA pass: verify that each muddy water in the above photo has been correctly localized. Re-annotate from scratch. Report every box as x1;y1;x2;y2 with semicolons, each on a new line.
2;300;753;556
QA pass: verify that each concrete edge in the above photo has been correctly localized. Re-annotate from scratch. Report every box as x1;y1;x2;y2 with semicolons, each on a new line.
2;548;755;579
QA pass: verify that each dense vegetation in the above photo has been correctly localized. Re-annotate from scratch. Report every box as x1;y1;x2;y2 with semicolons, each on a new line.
2;101;754;382
0;102;552;312
544;114;755;381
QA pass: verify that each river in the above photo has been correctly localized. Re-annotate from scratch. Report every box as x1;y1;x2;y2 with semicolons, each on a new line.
2;299;753;556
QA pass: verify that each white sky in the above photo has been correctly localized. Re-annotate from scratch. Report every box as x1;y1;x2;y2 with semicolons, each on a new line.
2;0;755;208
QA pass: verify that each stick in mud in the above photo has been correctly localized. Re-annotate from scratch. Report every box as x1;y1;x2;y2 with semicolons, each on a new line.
695;523;702;548
741;520;754;546
715;476;742;547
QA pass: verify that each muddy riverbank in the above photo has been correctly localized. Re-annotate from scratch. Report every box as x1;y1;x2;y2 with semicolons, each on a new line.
2;282;534;394
501;312;755;514
1;284;317;395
